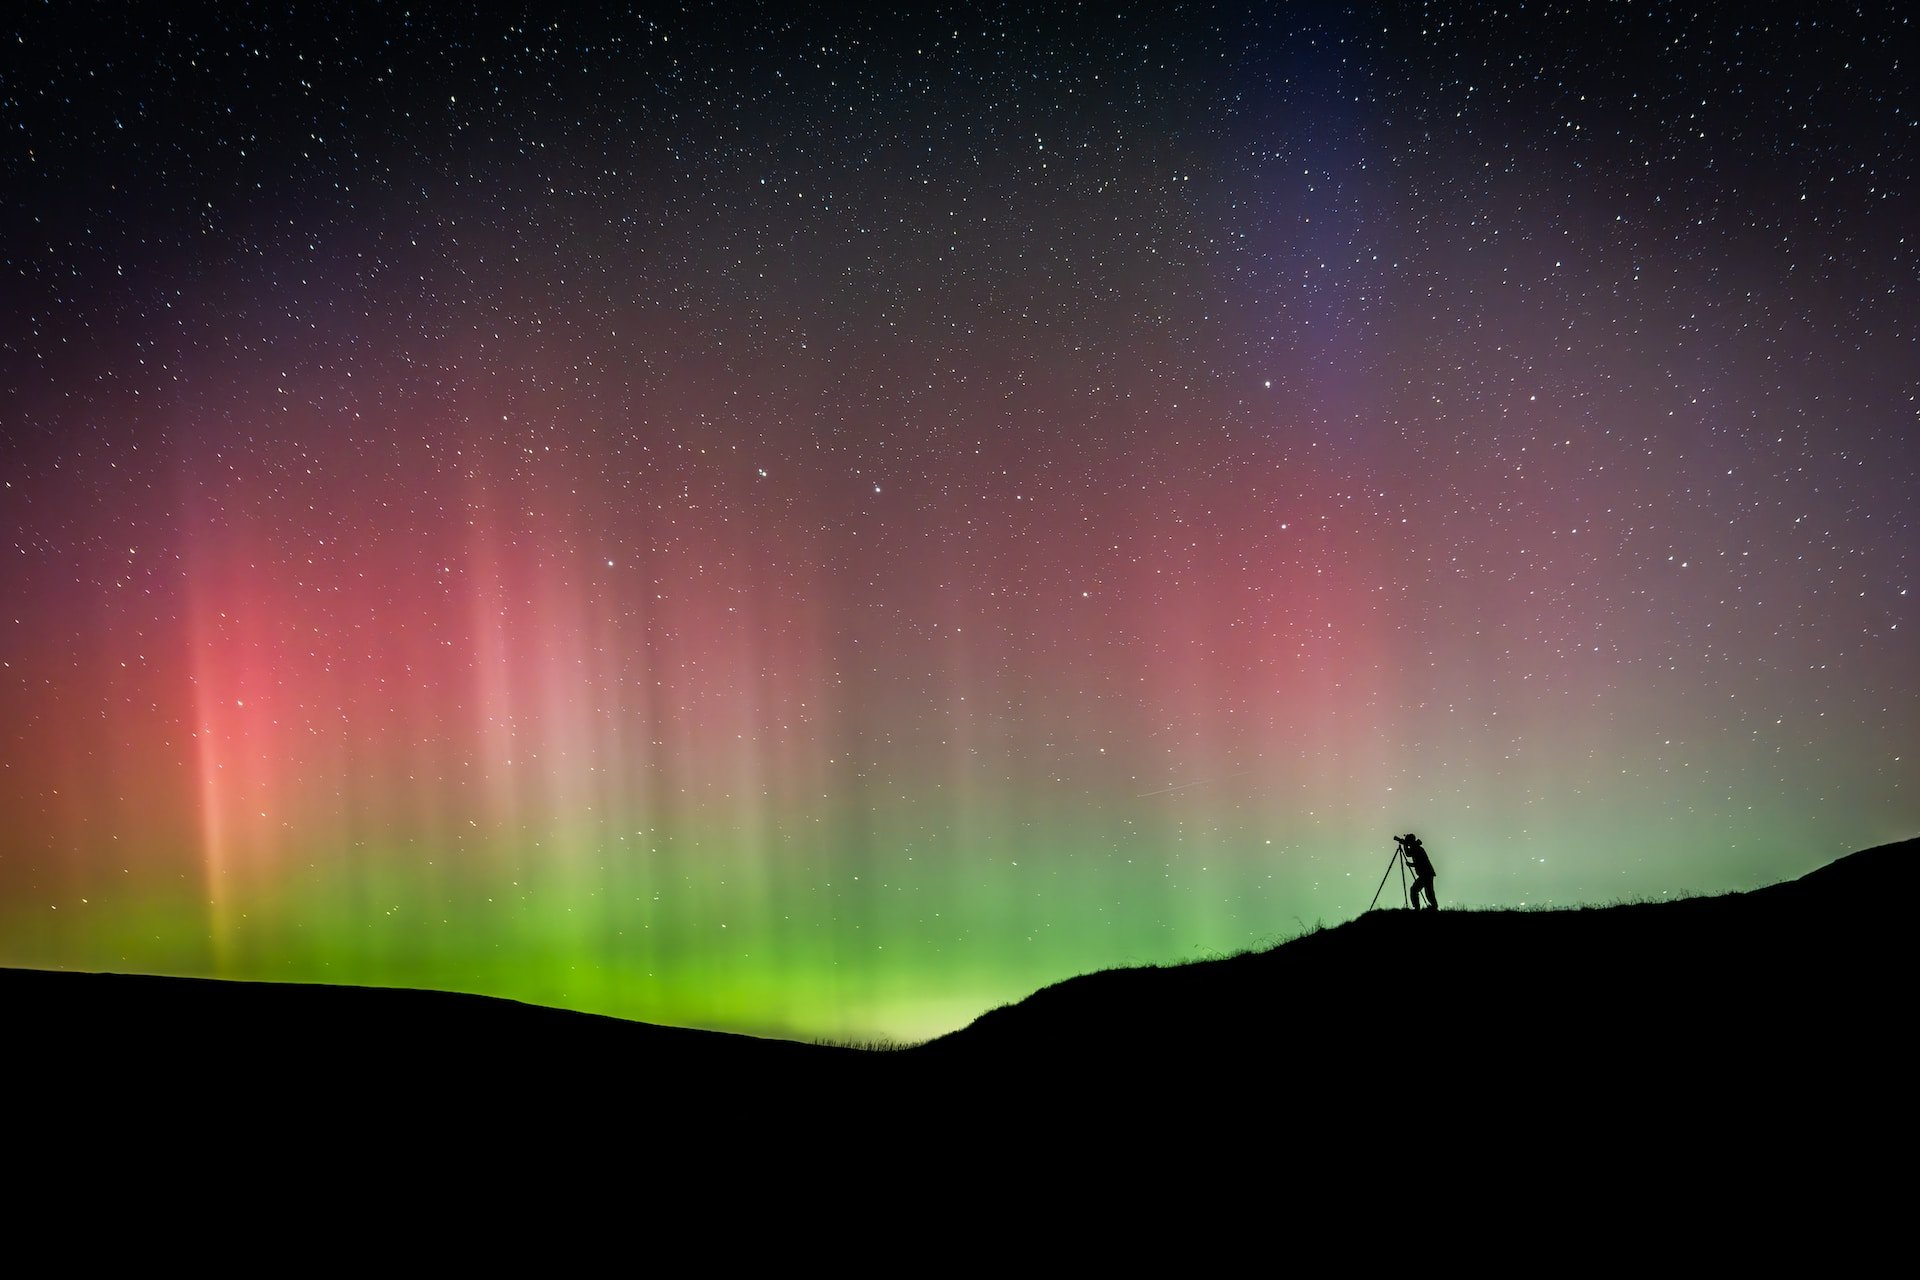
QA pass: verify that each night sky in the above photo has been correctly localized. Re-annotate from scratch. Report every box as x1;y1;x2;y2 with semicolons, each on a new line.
3;4;1914;1041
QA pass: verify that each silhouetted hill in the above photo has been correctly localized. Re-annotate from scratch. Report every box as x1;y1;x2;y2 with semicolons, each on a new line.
4;968;866;1097
7;838;1910;1137
909;838;1916;1116
7;968;818;1048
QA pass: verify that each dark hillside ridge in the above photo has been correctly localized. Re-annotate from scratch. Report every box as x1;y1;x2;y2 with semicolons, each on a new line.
5;838;1910;1119
912;837;1914;1104
3;967;874;1108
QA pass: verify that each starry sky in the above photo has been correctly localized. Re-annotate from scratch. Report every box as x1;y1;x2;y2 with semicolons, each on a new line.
2;3;1914;1042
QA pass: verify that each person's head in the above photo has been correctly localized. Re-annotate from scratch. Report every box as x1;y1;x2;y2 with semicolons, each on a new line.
1404;833;1419;844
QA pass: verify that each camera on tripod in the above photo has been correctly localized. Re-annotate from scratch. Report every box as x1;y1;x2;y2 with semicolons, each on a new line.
1371;833;1437;912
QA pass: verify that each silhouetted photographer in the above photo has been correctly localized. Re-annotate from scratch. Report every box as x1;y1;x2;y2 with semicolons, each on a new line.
1398;833;1438;911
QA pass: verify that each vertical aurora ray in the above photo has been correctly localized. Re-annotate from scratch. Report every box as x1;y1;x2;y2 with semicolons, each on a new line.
186;596;233;967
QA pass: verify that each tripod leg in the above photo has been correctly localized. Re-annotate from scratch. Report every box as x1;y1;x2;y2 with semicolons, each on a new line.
1367;850;1401;912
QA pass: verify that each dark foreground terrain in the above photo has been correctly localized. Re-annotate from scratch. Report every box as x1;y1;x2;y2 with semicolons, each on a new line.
8;839;1911;1159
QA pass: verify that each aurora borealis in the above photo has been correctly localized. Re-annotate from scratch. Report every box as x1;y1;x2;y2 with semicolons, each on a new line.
2;4;1914;1042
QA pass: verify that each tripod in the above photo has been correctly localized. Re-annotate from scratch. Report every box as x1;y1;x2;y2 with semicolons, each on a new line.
1367;843;1410;912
